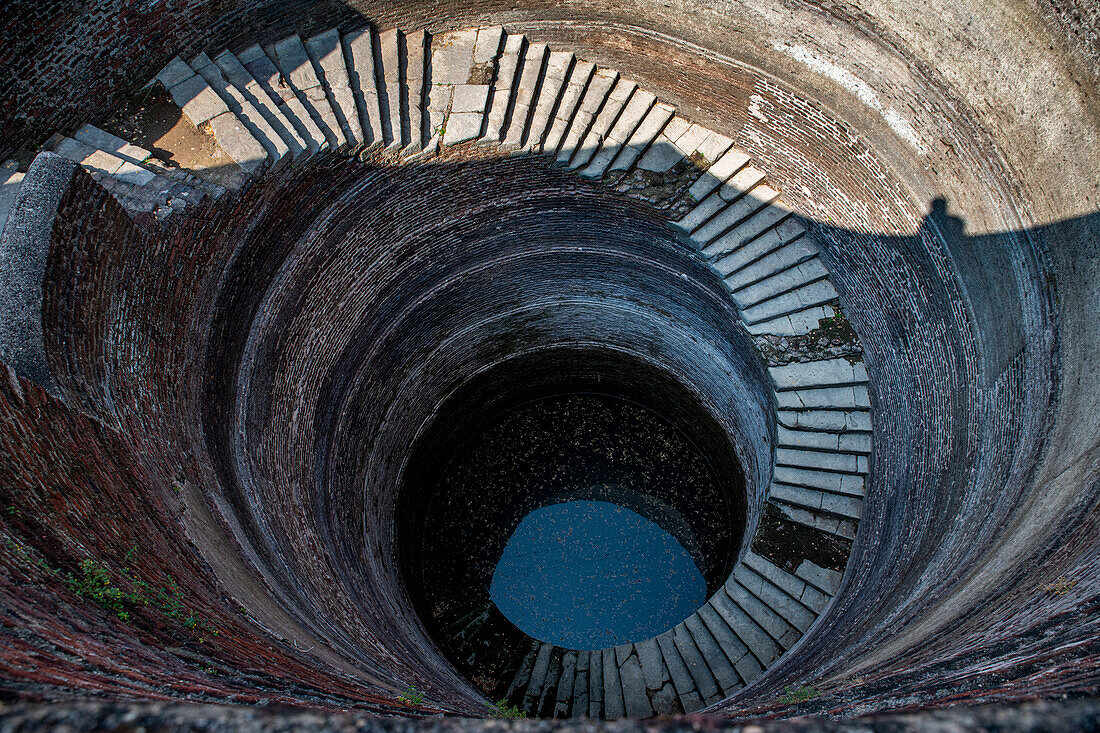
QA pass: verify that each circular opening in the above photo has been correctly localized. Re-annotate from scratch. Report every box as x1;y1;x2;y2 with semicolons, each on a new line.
396;347;747;697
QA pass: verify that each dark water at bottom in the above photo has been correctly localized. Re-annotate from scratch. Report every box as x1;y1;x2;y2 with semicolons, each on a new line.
490;499;706;649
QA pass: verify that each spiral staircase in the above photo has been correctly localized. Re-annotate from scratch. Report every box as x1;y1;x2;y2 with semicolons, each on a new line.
0;0;1097;729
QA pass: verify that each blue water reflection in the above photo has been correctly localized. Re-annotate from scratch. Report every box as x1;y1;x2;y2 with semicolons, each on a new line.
490;500;706;649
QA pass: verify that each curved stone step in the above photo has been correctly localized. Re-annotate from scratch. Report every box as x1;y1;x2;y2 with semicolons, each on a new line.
714;217;810;279
189;52;291;170
211;50;310;158
304;28;365;147
577;88;657;178
540;60;594;156
482;33;525;144
342;28;385;149
655;631;705;712
268;34;347;149
502;42;548;149
569;76;636;170
523;50;574;153
237;44;328;153
555;68;618;165
683;614;743;695
693;183;782;248
734;562;817;634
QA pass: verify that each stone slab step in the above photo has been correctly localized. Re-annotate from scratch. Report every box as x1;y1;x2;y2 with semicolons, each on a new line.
655;632;704;713
797;559;844;595
607;100;676;173
676;164;765;236
702;196;793;259
569;77;636;169
774;464;865;495
731;257;830;310
734;563;818;633
617;648;654;718
190;53;290;169
503;42;548;148
540;60;594;155
588;644;603;718
778;424;872;454
770;357;870;389
713;217;809;277
745;303;839;337
570;651;590;717
680;151;754;215
483;33;525;144
770;481;864;521
777;446;869;474
554;651;577;718
693;184;782;248
741;278;839;326
775;384;871;411
601;647;625;719
634;639;676;714
773;498;859;539
684;614;742;694
342;29;385;148
305;28;365;146
556;68;618;165
638;116;733;173
212;50;309;157
425;28;481;149
523;50;574;152
521;643;553;712
696;603;754;682
269;34;347;148
578;89;657;178
777;407;872;432
743;551;833;614
711;588;780;666
672;624;721;704
403;29;428;153
375;28;402;149
238;44;329;153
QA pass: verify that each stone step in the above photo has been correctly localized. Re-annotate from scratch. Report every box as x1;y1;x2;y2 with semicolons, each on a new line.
710;587;780;667
773;464;865;495
587;645;604;718
683;614;742;695
505;642;540;700
731;257;830;310
237;44;329;153
744;303;840;337
775;384;871;411
483;33;525;144
521;643;554;713
655;631;705;713
615;645;654;718
606;101;676;174
693;184;782;249
778;424;872;454
741;278;840;326
0;161;25;236
304;28;365;146
726;232;822;292
796;559;844;595
634;638;677;715
403;29;428;153
375;28;402;149
777;407;872;432
341;28;385;148
772;497;859;539
734;562;818;633
523;51;574;153
713;218;809;278
502;41;548;148
743;551;833;614
683;148;752;204
569;76;636;170
50;134;154;187
637;116;733;174
770;357;869;389
701;196;794;259
697;602;761;685
212;50;309;157
677;165;768;238
425;27;488;149
671;624;722;704
770;480;864;520
269;35;347;149
569;650;590;717
555;68;618;166
156;57;269;175
554;650;578;718
540;60;594;156
537;648;564;717
777;446;869;474
189;53;290;169
601;647;625;719
578;88;657;178
726;579;800;652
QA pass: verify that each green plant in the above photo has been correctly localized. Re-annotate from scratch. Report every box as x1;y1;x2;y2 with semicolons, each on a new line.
64;559;146;621
777;684;818;705
486;699;526;719
398;685;424;705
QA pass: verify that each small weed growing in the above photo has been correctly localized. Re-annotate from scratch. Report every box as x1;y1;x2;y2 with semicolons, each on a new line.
487;699;526;719
778;684;818;705
398;685;425;705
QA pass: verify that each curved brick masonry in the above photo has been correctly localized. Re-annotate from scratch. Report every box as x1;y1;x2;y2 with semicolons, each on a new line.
0;0;1096;727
